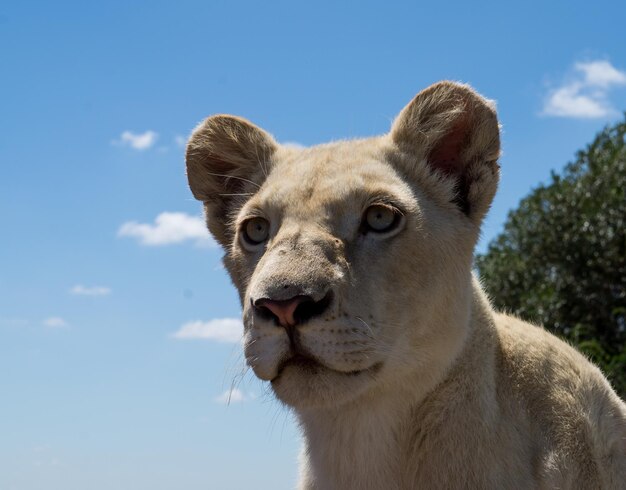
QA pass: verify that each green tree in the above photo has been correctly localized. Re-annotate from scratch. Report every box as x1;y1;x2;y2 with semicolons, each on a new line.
476;116;626;399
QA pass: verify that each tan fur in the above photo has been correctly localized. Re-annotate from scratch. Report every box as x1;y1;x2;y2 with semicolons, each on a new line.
186;81;626;489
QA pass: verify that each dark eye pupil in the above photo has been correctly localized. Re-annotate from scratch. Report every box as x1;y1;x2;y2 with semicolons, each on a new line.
365;205;398;233
243;218;269;245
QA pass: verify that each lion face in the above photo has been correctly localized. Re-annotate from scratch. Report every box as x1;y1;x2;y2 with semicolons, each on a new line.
186;82;500;409
237;141;425;408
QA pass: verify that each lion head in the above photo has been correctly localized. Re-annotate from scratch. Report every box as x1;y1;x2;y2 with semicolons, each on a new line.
186;81;500;410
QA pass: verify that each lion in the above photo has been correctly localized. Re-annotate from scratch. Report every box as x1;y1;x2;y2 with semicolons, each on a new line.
185;81;626;489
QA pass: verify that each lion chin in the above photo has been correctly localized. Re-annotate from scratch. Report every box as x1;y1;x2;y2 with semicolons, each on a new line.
271;354;382;409
186;81;626;490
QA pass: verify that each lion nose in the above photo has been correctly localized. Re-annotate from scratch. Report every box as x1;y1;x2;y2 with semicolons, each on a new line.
253;292;333;328
254;296;305;327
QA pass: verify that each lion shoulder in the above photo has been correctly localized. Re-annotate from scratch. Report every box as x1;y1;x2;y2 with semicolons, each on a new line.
493;313;626;487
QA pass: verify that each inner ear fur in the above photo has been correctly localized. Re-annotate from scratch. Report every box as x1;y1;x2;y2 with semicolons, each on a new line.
390;81;501;220
185;115;277;247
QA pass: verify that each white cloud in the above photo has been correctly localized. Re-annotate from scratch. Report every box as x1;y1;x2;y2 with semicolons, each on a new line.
214;388;254;404
171;317;243;343
575;60;626;88
118;212;215;247
175;135;187;148
543;83;609;118
43;317;68;329
113;130;158;150
282;141;306;149
70;285;111;296
543;60;626;118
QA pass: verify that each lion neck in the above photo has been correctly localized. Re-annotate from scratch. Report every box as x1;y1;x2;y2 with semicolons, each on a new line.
295;278;497;490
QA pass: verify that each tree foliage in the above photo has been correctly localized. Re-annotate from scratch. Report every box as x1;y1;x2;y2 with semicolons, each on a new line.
476;116;626;398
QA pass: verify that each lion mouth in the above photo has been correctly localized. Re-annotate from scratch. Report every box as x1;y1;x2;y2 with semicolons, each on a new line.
272;352;382;382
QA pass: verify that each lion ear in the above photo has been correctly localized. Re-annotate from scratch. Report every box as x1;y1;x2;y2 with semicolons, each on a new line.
185;115;277;247
390;81;500;220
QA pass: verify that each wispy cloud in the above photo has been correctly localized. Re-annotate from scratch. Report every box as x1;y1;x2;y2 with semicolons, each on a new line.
282;141;306;149
118;212;215;247
32;444;62;468
43;317;68;329
214;388;254;404
70;285;111;296
543;60;626;118
113;130;158;150
175;135;187;148
171;317;242;343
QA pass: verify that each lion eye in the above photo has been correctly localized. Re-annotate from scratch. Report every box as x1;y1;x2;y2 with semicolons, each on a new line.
364;205;398;233
242;217;270;247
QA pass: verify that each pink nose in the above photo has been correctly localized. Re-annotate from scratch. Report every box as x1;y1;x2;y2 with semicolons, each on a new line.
254;296;309;327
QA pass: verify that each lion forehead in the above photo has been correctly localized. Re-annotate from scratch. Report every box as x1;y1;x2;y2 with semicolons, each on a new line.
249;141;416;221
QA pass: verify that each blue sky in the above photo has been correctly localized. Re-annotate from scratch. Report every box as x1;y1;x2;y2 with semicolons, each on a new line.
1;1;625;489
